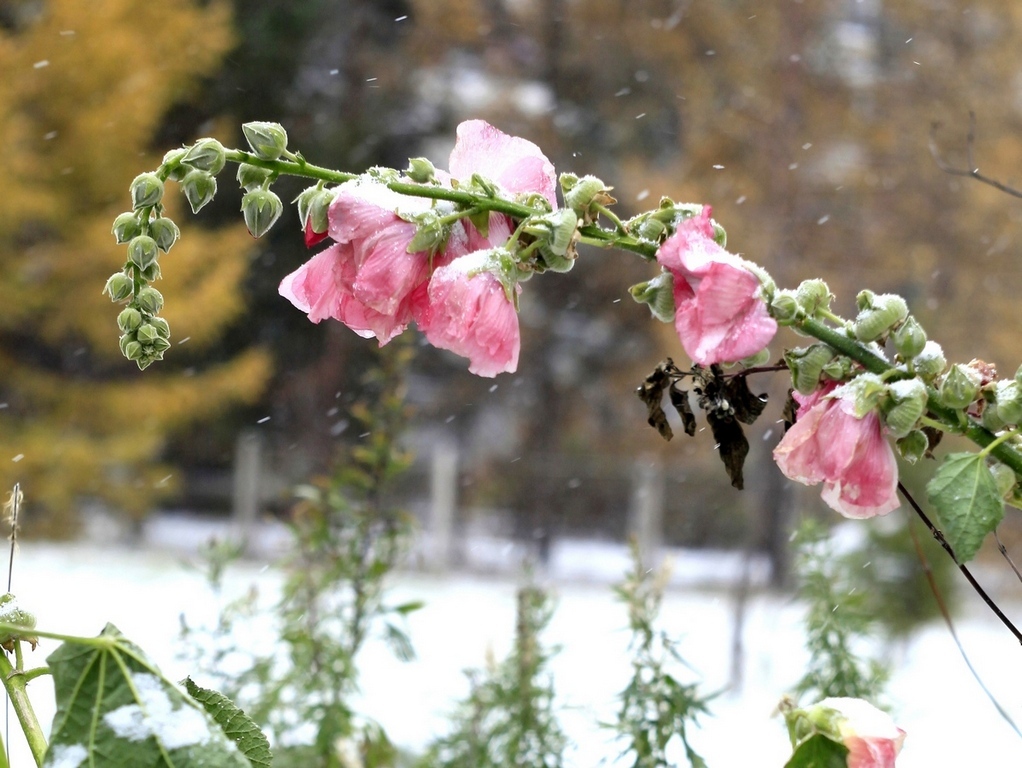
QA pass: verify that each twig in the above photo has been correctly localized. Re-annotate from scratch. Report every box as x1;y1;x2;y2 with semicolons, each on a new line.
929;112;1022;199
994;529;1022;586
897;481;1022;645
907;514;1022;739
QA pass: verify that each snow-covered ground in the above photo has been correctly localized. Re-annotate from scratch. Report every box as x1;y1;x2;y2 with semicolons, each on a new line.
4;536;1022;766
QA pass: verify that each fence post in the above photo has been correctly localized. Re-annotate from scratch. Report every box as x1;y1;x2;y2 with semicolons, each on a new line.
232;429;264;552
629;454;664;568
430;438;458;572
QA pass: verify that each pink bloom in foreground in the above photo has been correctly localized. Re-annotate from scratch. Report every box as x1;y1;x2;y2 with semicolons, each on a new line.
813;698;906;768
773;383;899;518
279;120;555;376
421;252;520;377
656;207;776;365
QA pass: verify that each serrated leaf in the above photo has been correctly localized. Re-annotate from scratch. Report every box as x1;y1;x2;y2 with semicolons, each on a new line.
926;452;1004;562
784;733;849;768
183;677;272;767
45;624;250;768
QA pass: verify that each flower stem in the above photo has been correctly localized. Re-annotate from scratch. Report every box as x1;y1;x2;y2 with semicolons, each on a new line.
0;646;45;766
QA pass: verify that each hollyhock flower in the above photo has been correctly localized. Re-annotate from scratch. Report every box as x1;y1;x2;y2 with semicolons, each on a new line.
809;698;906;768
279;120;555;371
773;381;899;518
656;207;776;365
421;250;520;377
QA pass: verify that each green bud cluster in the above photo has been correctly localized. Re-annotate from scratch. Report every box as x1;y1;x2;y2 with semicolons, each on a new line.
852;290;909;343
522;209;579;273
794;279;832;317
559;173;615;224
883;378;928;438
785;343;836;395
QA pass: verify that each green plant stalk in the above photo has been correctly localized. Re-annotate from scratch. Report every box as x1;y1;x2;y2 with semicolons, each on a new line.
0;645;46;766
209;150;1022;476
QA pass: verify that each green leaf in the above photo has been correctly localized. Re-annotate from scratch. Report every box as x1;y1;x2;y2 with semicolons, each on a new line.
784;733;849;768
183;677;272;767
45;624;250;767
392;600;425;616
926;452;1004;562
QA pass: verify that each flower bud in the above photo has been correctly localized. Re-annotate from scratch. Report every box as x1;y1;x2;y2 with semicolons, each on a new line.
296;186;335;237
840;373;887;417
897;430;929;464
635;217;666;242
993;379;1022;425
524;209;579;272
407;214;447;256
884;378;928;438
130;172;164;210
118;332;134;356
983;403;1007;432
117;307;143;334
181;138;226;175
242;121;288;161
912;341;947;380
111;212;142;244
821;356;852;381
139;261;162;282
785;343;836;395
127;235;159;270
795;279;832;317
770;289;802;325
150;336;171;353
241;188;283;238
149;317;170;338
237;163;274;191
405;157;436;183
629;272;675;323
122;339;144;361
103;272;133;302
892;315;926;359
940;363;981;410
181;169;217;213
560;173;615;223
136;286;164;314
149;217;180;253
135;322;159;344
853;292;909;342
162;148;189;181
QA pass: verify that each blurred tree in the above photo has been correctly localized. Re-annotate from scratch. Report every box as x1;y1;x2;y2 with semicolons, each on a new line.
0;0;270;534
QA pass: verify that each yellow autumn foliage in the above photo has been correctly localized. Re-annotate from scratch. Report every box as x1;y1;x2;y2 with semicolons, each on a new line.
0;0;270;534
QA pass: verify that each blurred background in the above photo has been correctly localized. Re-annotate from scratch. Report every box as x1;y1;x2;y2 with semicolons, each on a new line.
4;0;1022;764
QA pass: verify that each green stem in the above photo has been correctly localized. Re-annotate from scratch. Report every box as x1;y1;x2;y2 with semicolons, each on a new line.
0;647;45;766
980;428;1022;459
594;203;628;234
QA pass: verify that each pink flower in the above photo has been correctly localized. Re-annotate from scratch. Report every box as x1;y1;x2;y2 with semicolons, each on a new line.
279;120;555;375
656;207;776;365
773;382;899;518
420;252;520;377
812;698;906;768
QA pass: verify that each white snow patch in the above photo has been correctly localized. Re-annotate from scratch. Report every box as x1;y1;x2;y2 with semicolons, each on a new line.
46;744;88;768
103;673;213;750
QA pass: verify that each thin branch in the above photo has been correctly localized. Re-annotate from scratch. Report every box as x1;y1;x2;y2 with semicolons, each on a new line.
929;112;1022;199
994;529;1022;586
907;515;1022;739
897;481;1022;645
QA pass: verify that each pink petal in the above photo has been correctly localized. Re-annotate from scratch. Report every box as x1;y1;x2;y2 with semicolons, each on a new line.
448;120;557;207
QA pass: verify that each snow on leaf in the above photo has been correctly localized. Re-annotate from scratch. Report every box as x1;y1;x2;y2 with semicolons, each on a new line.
926;452;1004;563
44;623;249;767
